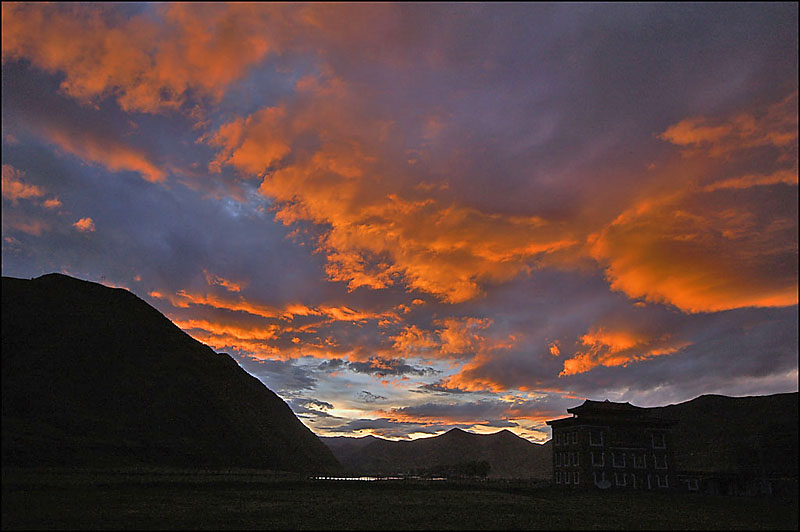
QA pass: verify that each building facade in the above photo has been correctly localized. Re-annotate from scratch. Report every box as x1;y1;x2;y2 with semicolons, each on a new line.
546;400;677;490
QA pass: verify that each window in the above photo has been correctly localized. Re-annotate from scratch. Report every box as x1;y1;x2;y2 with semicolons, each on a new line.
563;452;569;466
556;471;562;484
687;479;698;491
654;454;667;469
555;453;561;466
615;472;627;486
590;430;604;446
593;471;607;486
574;472;580;485
572;452;579;466
652;432;666;449
572;431;578;444
565;470;571;484
591;451;604;467
634;453;646;468
613;451;626;468
631;473;637;489
554;433;560;446
657;474;669;488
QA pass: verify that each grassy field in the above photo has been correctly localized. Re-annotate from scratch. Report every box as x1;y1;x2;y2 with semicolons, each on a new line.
2;468;797;530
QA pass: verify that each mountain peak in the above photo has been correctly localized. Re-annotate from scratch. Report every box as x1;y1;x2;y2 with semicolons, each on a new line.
2;274;340;473
443;427;470;437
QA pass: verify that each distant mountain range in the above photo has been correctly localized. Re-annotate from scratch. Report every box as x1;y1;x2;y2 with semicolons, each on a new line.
2;273;339;473
324;393;798;479
323;428;552;479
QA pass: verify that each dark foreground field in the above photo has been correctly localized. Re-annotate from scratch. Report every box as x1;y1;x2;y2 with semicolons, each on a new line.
2;469;797;530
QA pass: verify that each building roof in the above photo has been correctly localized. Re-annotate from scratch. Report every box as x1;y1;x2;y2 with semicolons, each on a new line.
567;399;645;415
545;399;677;426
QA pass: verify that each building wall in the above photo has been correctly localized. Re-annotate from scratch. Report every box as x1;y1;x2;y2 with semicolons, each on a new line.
552;423;675;490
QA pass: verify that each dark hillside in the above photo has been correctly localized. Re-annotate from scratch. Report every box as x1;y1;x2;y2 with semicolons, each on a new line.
652;393;798;476
1;273;339;473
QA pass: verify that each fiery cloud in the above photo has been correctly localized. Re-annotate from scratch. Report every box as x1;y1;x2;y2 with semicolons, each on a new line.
2;165;44;203
1;3;283;114
591;96;798;313
203;270;244;293
41;123;166;183
560;327;690;377
72;217;96;232
658;92;798;156
210;78;577;303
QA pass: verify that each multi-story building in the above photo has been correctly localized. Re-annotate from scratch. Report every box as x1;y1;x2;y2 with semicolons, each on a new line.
546;399;677;490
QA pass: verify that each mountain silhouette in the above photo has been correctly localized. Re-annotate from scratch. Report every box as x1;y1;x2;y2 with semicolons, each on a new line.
1;273;339;472
651;392;798;476
323;427;552;479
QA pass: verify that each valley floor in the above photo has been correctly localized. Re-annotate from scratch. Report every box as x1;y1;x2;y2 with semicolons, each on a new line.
2;468;797;530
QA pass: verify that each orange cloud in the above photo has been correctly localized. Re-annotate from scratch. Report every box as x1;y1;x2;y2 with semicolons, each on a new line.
1;211;49;236
591;190;797;312
658;92;798;157
203;270;244;293
438;317;493;355
150;288;396;334
1;3;281;114
149;289;282;318
440;368;511;394
172;318;279;342
391;317;512;362
210;82;577;303
42;124;166;183
591;94;798;313
2;164;44;203
559;327;690;376
703;168;798;192
549;342;560;357
43;198;62;209
391;325;440;354
73;217;96;232
208;107;291;175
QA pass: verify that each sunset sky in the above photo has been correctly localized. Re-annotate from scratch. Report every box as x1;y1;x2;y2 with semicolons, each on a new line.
2;3;797;442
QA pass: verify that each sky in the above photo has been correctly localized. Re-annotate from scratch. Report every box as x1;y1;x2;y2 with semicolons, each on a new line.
2;3;798;443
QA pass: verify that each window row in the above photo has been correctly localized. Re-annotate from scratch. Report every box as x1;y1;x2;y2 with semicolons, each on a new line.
555;471;579;484
554;431;579;446
592;471;670;489
555;452;579;467
558;430;666;449
589;451;668;469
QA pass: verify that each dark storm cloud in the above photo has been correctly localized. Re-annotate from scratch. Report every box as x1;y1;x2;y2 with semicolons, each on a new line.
348;357;438;378
318;358;347;373
413;381;474;395
317;357;438;379
234;355;317;393
356;391;387;403
286;397;338;419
